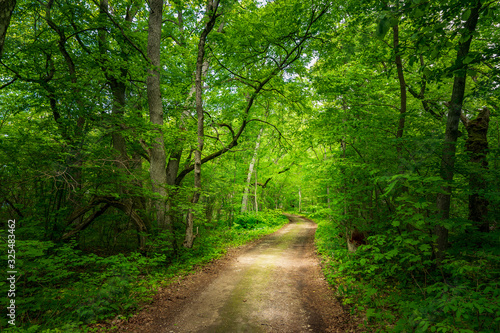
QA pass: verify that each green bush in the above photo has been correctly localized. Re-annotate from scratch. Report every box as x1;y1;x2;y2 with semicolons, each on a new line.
315;219;500;332
233;210;288;229
0;241;164;330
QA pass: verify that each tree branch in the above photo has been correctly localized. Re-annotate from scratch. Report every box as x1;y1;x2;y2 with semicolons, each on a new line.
174;4;329;185
90;0;149;63
0;77;16;89
247;118;289;145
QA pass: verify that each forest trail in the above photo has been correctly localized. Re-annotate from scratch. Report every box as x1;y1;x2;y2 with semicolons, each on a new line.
118;215;356;333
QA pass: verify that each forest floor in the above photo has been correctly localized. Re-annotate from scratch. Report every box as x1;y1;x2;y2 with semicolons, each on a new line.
113;215;359;332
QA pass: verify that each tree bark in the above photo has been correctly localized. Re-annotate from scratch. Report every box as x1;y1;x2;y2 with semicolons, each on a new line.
298;186;302;212
183;0;220;248
0;0;15;58
63;203;111;240
393;24;407;147
99;0;130;176
462;108;490;232
241;128;264;213
254;168;258;213
326;185;331;209
147;0;169;230
435;1;482;260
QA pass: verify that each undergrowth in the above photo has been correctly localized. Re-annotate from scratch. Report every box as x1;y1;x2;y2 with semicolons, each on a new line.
315;218;500;333
0;210;288;332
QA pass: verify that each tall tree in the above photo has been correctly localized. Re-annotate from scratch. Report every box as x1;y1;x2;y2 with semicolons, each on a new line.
146;0;169;231
392;23;407;153
184;0;221;248
435;0;482;259
241;128;264;213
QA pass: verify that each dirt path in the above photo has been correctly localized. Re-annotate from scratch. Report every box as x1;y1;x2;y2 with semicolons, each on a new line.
117;215;356;332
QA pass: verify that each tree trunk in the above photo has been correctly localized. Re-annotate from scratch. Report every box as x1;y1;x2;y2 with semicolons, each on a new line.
462;108;490;232
393;23;407;148
183;0;220;248
166;15;221;244
0;0;15;58
435;1;482;260
298;186;302;212
254;169;258;213
98;1;149;248
241;128;264;213
146;0;169;230
326;185;331;209
99;0;130;179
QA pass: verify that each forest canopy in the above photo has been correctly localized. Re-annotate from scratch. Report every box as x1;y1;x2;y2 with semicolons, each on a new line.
0;0;499;332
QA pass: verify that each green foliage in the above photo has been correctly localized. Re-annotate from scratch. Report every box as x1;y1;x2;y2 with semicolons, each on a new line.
307;0;500;331
233;210;287;230
316;215;500;332
0;240;161;330
1;0;499;331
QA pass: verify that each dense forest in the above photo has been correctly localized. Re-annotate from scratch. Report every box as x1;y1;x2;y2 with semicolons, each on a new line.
0;0;499;332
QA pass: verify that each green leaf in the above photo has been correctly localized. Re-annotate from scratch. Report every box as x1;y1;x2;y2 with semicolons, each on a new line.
366;308;376;318
383;179;398;196
389;17;398;27
460;34;472;43
423;67;432;78
419;244;431;252
463;55;474;64
462;8;471;21
376;17;391;39
467;69;477;77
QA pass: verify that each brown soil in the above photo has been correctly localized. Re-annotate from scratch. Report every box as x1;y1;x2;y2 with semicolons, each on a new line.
113;215;359;332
